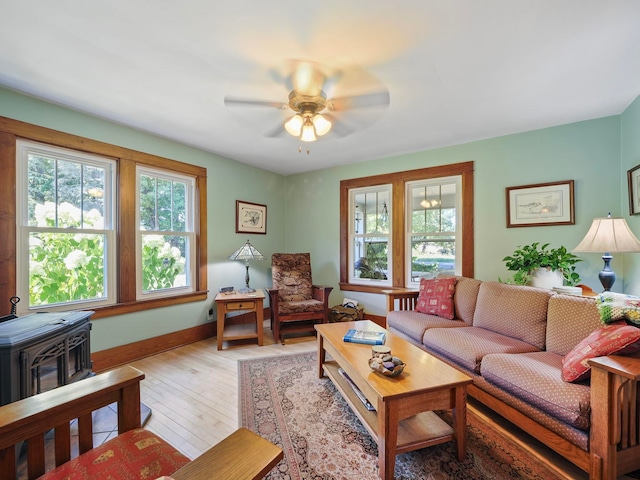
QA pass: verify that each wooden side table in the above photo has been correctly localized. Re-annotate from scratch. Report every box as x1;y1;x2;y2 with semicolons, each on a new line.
214;290;265;350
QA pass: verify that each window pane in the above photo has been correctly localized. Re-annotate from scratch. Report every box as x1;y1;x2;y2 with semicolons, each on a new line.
139;174;156;230
83;165;106;223
141;234;189;292
355;237;389;280
172;181;187;232
157;178;172;231
27;155;55;226
29;232;106;307
410;235;456;281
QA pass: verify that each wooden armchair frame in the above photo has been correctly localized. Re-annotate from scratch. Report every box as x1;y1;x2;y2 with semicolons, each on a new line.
385;289;640;480
268;285;333;343
0;365;282;480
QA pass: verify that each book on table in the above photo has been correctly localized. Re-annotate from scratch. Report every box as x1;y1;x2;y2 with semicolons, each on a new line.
338;368;376;411
343;329;386;345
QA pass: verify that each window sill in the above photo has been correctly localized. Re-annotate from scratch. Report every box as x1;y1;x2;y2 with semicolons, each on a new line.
90;290;209;319
339;283;400;295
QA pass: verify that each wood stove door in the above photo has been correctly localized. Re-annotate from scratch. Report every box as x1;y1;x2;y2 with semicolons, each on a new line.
19;322;91;399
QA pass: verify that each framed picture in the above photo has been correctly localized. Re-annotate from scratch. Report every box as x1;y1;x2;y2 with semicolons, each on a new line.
236;200;267;234
628;164;640;215
506;180;575;228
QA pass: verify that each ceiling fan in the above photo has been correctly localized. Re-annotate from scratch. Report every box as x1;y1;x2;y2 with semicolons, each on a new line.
224;61;390;143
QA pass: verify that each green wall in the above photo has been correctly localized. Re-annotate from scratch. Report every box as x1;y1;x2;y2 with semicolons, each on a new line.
0;87;286;352
2;85;638;348
285;116;623;315
622;95;640;295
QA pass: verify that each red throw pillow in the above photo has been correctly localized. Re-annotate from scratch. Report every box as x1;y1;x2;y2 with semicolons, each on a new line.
561;321;640;382
415;277;457;319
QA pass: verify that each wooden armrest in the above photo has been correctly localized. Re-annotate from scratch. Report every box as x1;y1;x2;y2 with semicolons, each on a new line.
588;355;640;380
171;427;283;480
382;288;419;312
0;366;144;480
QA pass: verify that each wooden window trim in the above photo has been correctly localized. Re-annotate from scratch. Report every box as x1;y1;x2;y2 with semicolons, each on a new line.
339;161;474;294
0;116;208;319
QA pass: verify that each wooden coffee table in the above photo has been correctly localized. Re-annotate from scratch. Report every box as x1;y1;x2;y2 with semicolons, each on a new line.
315;320;472;480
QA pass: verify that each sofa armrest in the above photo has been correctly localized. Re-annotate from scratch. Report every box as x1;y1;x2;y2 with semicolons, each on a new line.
0;365;144;480
383;288;419;313
171;427;283;480
589;355;640;479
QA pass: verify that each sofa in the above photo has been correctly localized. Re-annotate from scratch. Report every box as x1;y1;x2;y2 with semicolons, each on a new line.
0;365;282;480
386;277;640;480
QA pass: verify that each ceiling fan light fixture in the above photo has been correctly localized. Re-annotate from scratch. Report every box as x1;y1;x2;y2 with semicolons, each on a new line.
300;119;317;142
312;114;331;136
285;114;303;136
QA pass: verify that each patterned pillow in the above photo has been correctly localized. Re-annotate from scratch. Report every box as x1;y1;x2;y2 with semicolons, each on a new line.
415;277;457;319
561;321;640;382
596;292;640;325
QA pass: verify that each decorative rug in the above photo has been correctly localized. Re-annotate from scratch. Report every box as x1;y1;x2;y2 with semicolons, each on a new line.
239;352;564;480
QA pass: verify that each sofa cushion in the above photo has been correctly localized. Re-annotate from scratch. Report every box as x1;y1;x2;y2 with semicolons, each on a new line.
596;291;640;325
387;310;466;343
472;282;552;350
546;294;602;356
481;351;591;430
450;276;482;325
38;428;190;479
422;326;540;374
561;321;640;382
415;277;457;319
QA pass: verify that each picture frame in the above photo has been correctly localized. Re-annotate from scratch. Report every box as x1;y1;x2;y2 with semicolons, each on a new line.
506;180;575;228
236;200;267;234
628;164;640;215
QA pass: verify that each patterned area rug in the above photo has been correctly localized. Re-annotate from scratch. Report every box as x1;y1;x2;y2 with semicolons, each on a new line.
239;352;565;480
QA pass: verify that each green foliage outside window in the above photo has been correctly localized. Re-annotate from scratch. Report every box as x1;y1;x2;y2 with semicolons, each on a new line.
28;201;186;306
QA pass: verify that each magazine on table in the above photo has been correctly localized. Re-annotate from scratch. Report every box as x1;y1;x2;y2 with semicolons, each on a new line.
338;368;376;411
342;329;386;345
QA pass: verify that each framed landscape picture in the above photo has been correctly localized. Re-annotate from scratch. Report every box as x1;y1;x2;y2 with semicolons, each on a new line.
506;180;575;227
628;164;640;215
236;200;267;234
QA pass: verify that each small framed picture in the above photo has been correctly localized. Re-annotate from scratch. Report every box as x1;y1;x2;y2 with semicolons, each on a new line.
506;180;575;227
236;200;267;234
628;164;640;215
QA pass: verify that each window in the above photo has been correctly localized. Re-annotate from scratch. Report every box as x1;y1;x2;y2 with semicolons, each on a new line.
16;140;116;310
350;186;392;285
137;167;195;299
340;162;473;293
407;177;461;287
0;117;207;318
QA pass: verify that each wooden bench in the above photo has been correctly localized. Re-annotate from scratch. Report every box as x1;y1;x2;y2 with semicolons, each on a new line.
0;365;282;480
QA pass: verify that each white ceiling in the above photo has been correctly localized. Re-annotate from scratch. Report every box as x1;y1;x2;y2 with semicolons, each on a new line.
1;1;639;175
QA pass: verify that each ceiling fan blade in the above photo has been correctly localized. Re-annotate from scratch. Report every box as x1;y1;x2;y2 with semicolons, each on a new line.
264;122;287;138
224;97;288;109
323;113;355;137
328;90;390;112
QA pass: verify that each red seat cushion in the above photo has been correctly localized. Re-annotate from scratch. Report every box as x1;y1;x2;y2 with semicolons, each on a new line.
38;428;189;479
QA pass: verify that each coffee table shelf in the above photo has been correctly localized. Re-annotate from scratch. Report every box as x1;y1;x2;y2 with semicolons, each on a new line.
323;361;454;453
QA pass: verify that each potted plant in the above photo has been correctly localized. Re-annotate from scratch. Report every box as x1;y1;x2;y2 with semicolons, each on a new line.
502;242;582;288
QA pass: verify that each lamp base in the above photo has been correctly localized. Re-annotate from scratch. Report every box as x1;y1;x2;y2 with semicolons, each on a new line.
237;286;256;294
599;252;616;292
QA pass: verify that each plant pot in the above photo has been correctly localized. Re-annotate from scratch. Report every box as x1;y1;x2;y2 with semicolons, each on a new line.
529;268;563;290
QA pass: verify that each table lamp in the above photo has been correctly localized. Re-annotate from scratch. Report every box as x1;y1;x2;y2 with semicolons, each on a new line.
227;239;265;293
573;213;640;291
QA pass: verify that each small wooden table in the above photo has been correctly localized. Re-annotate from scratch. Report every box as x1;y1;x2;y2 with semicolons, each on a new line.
315;320;472;480
214;290;265;350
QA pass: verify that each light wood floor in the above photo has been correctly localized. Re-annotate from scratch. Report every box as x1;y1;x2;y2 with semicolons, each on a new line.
129;323;316;460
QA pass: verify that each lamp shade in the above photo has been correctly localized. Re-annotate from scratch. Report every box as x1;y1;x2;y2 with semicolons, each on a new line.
228;239;265;261
573;216;640;253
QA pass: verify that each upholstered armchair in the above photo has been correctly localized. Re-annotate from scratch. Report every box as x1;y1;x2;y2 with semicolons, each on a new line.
267;253;333;344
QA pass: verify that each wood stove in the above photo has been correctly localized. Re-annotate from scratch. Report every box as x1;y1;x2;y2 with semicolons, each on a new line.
0;310;93;406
